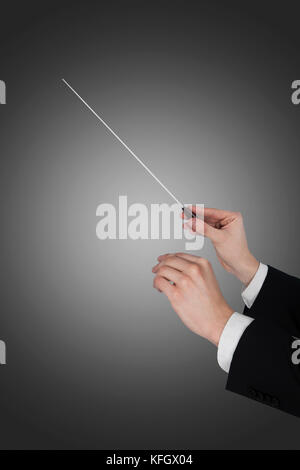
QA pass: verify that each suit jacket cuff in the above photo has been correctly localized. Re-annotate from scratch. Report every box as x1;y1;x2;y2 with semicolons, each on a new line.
226;317;300;416
242;263;268;309
217;312;254;373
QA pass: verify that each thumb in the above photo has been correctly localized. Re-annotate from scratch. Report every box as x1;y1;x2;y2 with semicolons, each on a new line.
184;217;221;243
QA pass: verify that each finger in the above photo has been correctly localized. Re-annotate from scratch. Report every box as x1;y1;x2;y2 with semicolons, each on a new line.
173;252;201;262
185;206;240;229
187;206;235;221
174;252;210;268
156;255;192;273
184;218;220;242
155;265;183;284
157;253;172;262
153;275;176;300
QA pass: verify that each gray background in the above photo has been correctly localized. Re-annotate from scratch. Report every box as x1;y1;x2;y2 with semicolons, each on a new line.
0;0;300;449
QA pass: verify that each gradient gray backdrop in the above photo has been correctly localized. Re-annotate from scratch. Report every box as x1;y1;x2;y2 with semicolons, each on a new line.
0;0;300;449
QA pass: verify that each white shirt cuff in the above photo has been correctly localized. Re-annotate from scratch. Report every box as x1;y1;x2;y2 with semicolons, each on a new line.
242;263;268;309
217;312;254;373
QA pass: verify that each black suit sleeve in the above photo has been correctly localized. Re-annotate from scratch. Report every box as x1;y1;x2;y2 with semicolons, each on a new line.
243;266;300;333
226;266;300;417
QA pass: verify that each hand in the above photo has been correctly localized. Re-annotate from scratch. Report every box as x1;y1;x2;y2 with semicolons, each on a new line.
152;253;234;346
183;207;259;286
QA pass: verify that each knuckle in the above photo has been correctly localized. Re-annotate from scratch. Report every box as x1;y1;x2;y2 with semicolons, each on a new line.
158;266;168;276
189;263;201;276
198;258;210;269
156;261;165;271
180;274;191;288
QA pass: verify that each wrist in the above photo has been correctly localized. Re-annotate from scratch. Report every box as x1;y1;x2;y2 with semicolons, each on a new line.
234;253;259;286
209;305;235;347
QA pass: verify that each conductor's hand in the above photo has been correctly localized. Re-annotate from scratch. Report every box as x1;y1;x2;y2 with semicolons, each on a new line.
152;253;234;346
183;207;259;286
